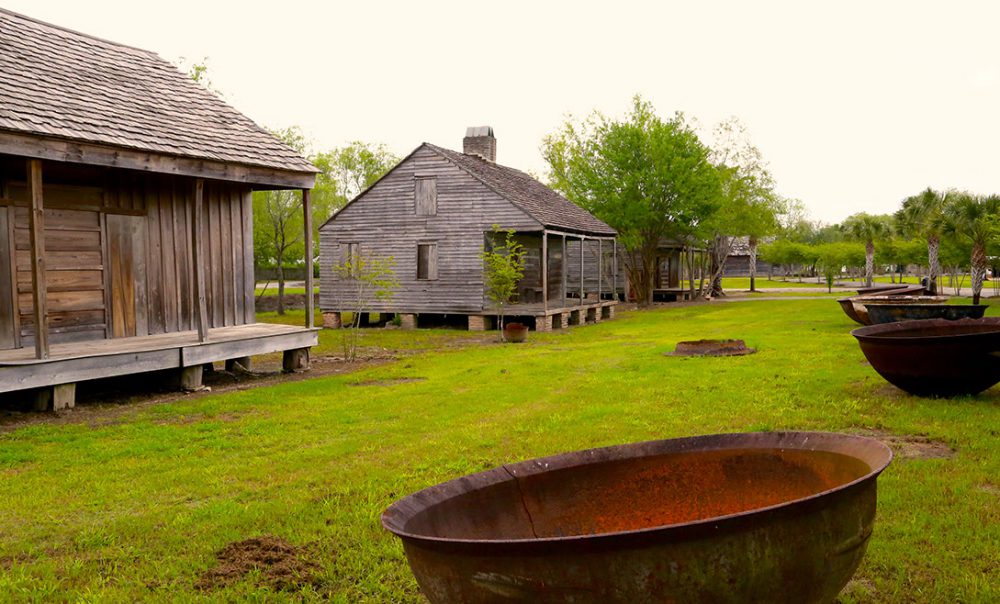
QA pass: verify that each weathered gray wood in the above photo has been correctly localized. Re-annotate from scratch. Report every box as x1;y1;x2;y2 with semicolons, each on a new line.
32;384;76;411
192;179;209;342
27;159;48;359
302;188;314;329
225;356;251;372
0;208;15;349
319;146;542;315
180;328;318;366
0;131;316;189
542;231;548;309
177;365;203;391
282;347;310;373
242;191;255;325
415;177;437;216
561;235;567;302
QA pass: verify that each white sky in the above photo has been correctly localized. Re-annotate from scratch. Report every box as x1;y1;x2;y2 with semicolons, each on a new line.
6;1;1000;224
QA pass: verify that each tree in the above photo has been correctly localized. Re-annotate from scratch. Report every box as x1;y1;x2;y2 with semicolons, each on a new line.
480;226;526;341
897;188;949;294
543;96;722;306
705;118;781;295
941;192;1000;304
841;213;891;288
316;142;400;206
253;126;309;314
331;252;398;360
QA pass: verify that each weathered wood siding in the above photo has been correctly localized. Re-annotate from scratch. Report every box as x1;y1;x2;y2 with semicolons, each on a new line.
320;146;541;314
0;157;255;348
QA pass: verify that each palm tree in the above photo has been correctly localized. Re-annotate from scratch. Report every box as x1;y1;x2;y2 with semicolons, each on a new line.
941;192;1000;304
896;188;949;294
842;213;890;288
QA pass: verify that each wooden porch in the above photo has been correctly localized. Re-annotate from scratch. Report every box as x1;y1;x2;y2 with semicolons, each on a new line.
0;323;318;408
481;297;618;331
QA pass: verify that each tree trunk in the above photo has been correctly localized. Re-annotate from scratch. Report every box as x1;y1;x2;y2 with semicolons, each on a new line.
748;236;758;292
865;240;874;288
276;251;286;315
927;236;940;295
972;242;987;304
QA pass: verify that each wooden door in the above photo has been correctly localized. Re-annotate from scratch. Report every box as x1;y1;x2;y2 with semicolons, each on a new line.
106;214;148;338
0;207;16;349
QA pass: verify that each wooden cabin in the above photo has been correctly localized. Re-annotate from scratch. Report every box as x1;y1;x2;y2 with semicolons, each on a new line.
0;8;319;410
319;127;618;331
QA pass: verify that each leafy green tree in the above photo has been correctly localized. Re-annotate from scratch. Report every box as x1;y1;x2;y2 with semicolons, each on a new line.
542;96;721;305
841;213;892;288
897;188;950;294
253;126;309;314
331;252;398;360
706;118;781;294
941;192;1000;303
481;226;526;340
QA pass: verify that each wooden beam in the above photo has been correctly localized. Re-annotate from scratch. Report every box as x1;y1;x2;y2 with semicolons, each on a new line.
541;231;548;310
0;131;317;190
579;236;585;305
560;235;567;303
598;239;603;300
613;239;618;300
302;189;314;329
27;159;49;359
192;179;209;342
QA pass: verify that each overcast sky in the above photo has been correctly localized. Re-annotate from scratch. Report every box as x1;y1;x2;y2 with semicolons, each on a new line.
6;1;999;224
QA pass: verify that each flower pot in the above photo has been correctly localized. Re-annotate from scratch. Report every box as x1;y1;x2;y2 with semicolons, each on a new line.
503;322;528;343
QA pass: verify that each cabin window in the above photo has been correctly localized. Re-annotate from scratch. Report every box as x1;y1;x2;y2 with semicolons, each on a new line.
417;243;438;280
343;242;360;276
415;177;437;216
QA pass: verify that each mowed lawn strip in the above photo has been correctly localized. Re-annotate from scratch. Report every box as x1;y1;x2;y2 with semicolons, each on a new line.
0;300;997;602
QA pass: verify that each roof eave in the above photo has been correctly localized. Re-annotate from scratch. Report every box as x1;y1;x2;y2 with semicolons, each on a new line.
0;130;317;189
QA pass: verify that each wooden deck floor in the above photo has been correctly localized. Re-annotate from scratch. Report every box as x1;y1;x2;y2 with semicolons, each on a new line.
492;298;618;316
0;323;318;393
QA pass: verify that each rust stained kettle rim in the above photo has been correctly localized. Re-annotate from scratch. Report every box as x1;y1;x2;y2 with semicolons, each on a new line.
381;431;893;547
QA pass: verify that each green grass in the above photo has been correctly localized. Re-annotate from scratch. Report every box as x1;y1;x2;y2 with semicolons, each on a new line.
1;301;998;602
720;277;829;289
254;286;318;297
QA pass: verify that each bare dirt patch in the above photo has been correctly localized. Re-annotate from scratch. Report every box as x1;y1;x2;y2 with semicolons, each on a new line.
196;536;320;592
669;339;756;357
349;377;427;387
854;429;956;460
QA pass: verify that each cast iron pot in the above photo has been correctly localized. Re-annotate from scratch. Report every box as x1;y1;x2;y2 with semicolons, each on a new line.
865;303;988;324
503;322;528;343
840;295;948;325
382;432;892;603
853;317;1000;396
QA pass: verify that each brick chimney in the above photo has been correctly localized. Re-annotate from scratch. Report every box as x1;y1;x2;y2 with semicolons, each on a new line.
463;126;496;162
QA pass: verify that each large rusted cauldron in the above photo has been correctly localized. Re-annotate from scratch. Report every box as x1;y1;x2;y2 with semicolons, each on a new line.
382;432;892;603
865;303;988;324
853;317;1000;396
839;295;948;325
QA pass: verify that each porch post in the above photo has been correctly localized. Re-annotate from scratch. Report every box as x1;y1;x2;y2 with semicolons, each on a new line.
613;239;618;301
541;230;548;310
192;179;209;342
303;189;314;329
27;159;48;359
579;235;585;305
561;234;567;304
598;239;603;300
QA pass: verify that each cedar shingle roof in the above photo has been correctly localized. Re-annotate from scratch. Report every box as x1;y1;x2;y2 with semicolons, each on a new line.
0;8;316;175
426;144;616;237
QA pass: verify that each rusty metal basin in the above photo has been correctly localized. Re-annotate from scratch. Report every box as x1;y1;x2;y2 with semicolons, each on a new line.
841;295;948;325
382;432;892;603
853;317;1000;396
866;303;988;324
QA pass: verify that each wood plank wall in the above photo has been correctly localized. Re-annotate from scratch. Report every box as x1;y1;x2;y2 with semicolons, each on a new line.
0;160;255;348
319;146;541;314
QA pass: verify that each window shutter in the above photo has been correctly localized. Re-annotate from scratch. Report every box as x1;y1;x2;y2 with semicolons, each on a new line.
415;177;437;216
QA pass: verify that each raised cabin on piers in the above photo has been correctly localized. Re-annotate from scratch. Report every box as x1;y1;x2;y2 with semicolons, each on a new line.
0;8;319;410
319;127;618;332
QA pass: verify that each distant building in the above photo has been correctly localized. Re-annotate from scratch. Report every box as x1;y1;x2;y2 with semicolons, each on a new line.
320;127;618;331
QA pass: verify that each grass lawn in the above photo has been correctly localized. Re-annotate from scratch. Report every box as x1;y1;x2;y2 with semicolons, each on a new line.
254;286;318;297
720;277;830;289
1;300;997;602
